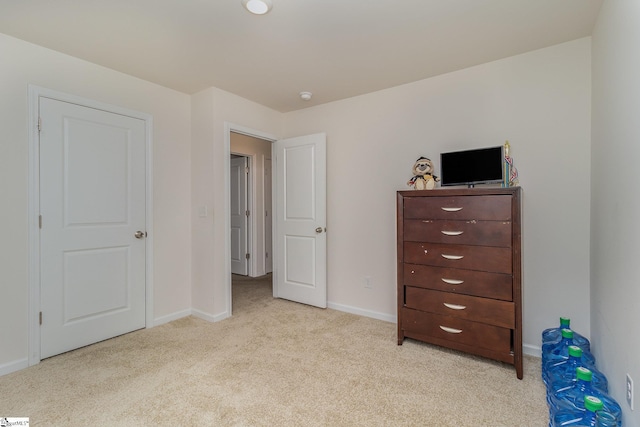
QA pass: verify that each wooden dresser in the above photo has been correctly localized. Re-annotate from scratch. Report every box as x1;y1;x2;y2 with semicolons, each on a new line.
396;187;522;379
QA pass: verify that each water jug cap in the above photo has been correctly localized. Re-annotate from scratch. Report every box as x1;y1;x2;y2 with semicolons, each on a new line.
561;328;574;339
584;396;603;412
560;317;570;326
568;345;583;357
576;367;592;382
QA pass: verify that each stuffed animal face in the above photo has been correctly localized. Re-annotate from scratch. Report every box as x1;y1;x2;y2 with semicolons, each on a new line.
412;157;435;176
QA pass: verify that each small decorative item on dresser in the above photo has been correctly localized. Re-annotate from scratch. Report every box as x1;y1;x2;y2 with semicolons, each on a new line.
502;140;519;187
407;156;440;190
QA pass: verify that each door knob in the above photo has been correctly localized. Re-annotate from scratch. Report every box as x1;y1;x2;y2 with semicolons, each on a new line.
134;231;146;239
315;227;323;233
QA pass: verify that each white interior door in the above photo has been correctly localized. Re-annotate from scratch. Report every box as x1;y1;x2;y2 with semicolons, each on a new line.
264;158;273;274
39;97;147;359
274;133;327;308
230;156;248;275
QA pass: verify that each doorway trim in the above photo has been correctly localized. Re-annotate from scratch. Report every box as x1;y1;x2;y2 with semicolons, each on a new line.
224;122;277;317
27;85;154;366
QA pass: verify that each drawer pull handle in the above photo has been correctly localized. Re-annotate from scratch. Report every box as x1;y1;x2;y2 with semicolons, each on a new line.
443;303;466;310
441;278;463;285
439;325;463;334
442;254;463;260
441;207;462;212
441;230;463;236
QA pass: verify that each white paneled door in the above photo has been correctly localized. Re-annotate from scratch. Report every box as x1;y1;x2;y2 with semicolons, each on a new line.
39;97;147;359
274;133;327;308
264;158;273;274
230;156;249;275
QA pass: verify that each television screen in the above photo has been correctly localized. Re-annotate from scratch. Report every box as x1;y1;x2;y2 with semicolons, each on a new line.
440;146;504;187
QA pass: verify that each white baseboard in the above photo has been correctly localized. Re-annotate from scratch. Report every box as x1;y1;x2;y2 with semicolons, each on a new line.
0;358;29;377
212;311;230;322
524;343;542;358
327;301;396;323
191;308;229;323
153;309;192;326
154;308;229;325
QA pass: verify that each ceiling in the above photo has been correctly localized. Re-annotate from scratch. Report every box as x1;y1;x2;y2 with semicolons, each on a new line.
0;0;603;112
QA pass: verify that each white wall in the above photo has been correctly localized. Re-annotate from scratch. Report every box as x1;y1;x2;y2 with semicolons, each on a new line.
191;88;282;320
190;88;217;319
0;27;599;386
282;38;593;352
591;1;640;425
0;33;192;374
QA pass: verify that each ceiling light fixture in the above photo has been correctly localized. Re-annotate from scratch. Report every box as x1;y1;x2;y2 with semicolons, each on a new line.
242;0;272;15
299;91;312;101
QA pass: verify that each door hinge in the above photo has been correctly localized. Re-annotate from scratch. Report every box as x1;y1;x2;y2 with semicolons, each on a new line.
246;210;250;217
245;253;250;260
39;215;42;229
37;117;42;132
245;166;249;174
265;252;269;258
39;311;43;325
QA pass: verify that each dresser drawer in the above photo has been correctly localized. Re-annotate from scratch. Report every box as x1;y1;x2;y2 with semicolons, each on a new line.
402;307;511;353
403;195;512;221
403;242;512;274
403;263;513;301
405;287;515;328
403;219;512;247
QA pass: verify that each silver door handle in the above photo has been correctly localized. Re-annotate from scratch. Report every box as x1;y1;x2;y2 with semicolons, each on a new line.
134;231;146;239
315;227;323;233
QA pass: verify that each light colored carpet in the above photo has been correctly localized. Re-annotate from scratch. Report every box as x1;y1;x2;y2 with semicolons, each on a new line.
0;274;548;426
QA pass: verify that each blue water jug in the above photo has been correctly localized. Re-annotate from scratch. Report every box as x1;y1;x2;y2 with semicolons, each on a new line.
542;329;595;369
595;411;621;427
552;395;603;426
549;367;621;426
542;317;591;351
544;346;608;393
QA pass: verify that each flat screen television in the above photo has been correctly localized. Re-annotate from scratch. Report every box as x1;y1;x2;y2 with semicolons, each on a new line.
440;146;504;187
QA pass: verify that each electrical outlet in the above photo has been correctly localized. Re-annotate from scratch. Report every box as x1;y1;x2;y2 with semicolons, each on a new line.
627;374;634;410
364;276;372;289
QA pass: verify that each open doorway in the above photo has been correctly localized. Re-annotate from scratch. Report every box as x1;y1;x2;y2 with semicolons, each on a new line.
229;131;273;310
224;125;327;318
229;131;272;277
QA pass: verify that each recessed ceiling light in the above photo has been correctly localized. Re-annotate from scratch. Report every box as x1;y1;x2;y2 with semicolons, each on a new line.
299;92;312;101
242;0;272;15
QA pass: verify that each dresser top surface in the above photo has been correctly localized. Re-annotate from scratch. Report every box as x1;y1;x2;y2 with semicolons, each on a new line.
397;186;521;198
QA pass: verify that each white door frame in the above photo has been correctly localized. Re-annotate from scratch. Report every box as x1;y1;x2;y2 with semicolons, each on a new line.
224;123;277;317
27;85;154;366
